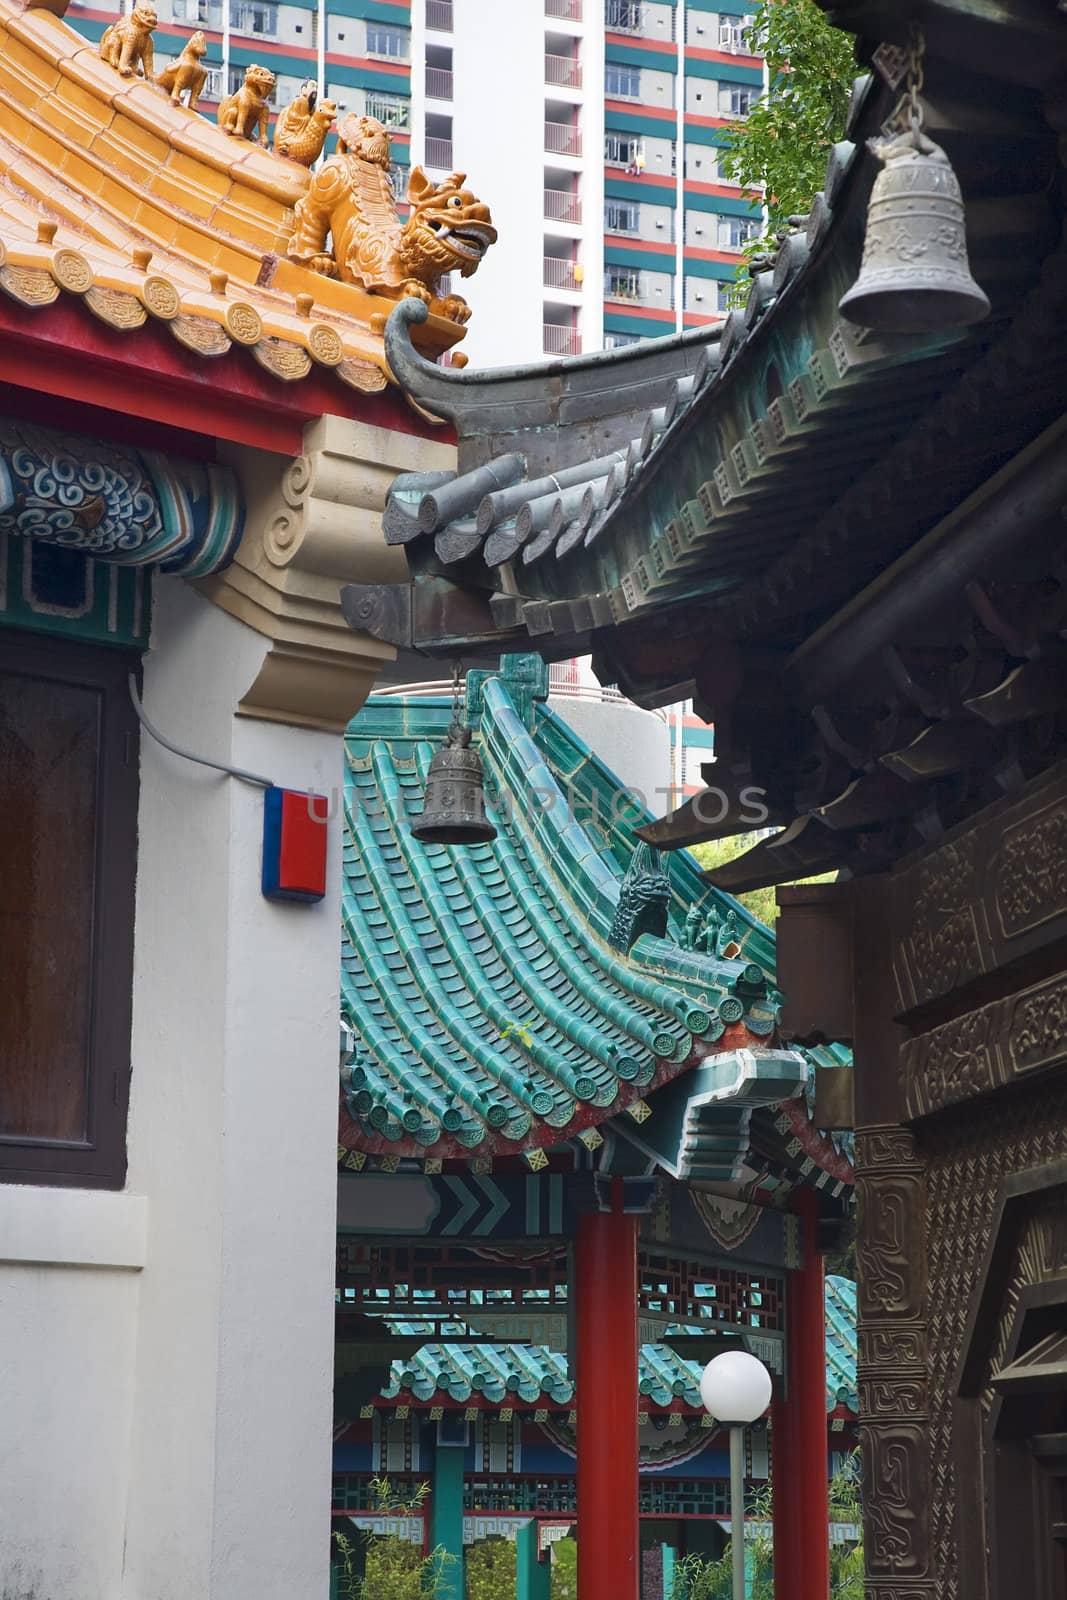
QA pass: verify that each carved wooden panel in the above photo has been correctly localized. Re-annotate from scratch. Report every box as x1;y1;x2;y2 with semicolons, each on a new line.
855;1125;929;1590
922;1087;1067;1599
892;762;1067;1016
903;972;1067;1119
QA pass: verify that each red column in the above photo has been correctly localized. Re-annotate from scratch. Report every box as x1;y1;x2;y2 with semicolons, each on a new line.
776;1192;829;1600
575;1184;640;1600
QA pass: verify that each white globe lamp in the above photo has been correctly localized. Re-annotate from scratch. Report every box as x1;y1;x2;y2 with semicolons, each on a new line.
699;1350;772;1600
699;1349;773;1424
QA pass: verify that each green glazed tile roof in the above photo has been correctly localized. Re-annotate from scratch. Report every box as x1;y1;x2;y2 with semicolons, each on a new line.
341;661;810;1162
379;1276;857;1414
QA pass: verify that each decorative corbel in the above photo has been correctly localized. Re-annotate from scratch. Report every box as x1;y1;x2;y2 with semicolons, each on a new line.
198;414;455;731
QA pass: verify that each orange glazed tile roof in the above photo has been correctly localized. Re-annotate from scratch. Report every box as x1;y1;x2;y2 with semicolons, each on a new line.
0;0;463;392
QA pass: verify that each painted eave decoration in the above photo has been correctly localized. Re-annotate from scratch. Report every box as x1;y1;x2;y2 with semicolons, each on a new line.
340;656;851;1178
0;0;477;393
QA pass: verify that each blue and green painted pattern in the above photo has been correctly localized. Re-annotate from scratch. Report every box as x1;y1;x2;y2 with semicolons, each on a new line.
0;420;243;580
379;1276;856;1414
0;535;151;651
341;659;805;1162
606;40;678;75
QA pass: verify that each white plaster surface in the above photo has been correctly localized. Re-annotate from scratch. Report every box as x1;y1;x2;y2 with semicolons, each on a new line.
547;696;671;812
0;579;342;1600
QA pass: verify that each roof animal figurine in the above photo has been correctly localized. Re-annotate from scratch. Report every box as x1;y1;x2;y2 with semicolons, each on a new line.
607;842;671;953
98;2;157;78
218;63;276;145
155;30;207;110
288;113;497;326
274;80;337;168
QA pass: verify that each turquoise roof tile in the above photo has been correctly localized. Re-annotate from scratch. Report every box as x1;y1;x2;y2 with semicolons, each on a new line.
342;661;812;1163
379;1276;856;1415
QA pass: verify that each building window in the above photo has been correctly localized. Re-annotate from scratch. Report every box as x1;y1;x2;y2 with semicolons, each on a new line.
604;62;641;98
723;86;757;117
0;632;139;1188
604;131;641;167
605;0;643;30
718;14;755;51
367;21;410;58
365;91;410;129
604;200;640;234
604;267;642;301
229;0;276;33
720;215;761;249
173;0;222;24
604;331;640;348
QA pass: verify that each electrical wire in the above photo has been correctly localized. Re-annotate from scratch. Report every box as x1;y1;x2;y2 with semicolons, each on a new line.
128;673;274;790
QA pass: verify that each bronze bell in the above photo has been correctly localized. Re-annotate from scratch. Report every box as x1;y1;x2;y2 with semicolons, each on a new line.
839;126;990;334
411;720;497;845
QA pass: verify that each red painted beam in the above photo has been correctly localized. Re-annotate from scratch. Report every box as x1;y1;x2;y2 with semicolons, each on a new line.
0;296;452;457
575;1186;639;1600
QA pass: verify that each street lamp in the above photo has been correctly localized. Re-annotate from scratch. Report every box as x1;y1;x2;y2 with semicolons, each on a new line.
700;1351;772;1600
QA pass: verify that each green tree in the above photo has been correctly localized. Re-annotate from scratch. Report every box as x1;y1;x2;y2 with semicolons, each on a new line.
718;0;856;289
667;1462;863;1598
465;1536;516;1600
550;1536;577;1600
689;835;836;930
333;1478;455;1600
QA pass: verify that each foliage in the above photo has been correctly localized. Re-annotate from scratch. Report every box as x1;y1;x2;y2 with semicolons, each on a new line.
667;1462;863;1598
550;1536;577;1600
689;834;836;929
718;0;856;294
332;1478;455;1600
465;1536;516;1600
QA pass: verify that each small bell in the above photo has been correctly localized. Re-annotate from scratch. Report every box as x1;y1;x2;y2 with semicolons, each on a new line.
411;720;497;845
839;122;990;335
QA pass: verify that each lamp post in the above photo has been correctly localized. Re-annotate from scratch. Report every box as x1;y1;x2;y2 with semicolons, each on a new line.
699;1350;773;1600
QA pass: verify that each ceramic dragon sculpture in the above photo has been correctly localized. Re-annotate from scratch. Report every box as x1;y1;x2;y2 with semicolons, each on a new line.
287;114;496;326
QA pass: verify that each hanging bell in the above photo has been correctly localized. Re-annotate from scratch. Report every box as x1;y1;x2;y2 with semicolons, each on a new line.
839;125;990;334
411;720;497;845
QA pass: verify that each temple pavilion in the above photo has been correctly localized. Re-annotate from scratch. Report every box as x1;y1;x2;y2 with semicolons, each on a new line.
332;658;855;1598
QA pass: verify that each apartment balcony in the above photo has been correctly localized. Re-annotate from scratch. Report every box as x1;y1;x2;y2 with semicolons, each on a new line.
604;0;644;33
543;324;580;356
425;136;454;170
426;0;453;29
545;120;581;156
425;66;453;99
545;52;582;89
546;0;581;16
543;256;580;290
544;188;582;224
365;93;410;129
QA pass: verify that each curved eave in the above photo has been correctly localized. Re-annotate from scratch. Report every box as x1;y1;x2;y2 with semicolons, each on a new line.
374;1274;857;1414
339;675;807;1162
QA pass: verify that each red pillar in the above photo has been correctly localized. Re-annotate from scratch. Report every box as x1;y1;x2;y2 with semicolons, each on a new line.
775;1192;830;1600
576;1185;639;1600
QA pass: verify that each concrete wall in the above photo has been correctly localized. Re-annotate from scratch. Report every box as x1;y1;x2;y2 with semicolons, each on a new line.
547;697;671;812
0;580;343;1600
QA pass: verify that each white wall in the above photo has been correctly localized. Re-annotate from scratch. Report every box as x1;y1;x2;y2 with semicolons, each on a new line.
0;579;344;1600
548;698;671;811
122;579;341;1600
0;1191;144;1600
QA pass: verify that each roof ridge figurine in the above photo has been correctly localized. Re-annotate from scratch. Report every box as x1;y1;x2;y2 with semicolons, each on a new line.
218;63;276;145
288;113;496;327
274;80;337;168
154;29;207;110
98;1;156;78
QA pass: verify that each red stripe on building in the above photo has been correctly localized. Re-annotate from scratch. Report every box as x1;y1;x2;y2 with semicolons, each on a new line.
685;45;764;68
604;233;675;256
684;246;744;264
604;301;675;325
604;97;676;123
605;30;675;54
